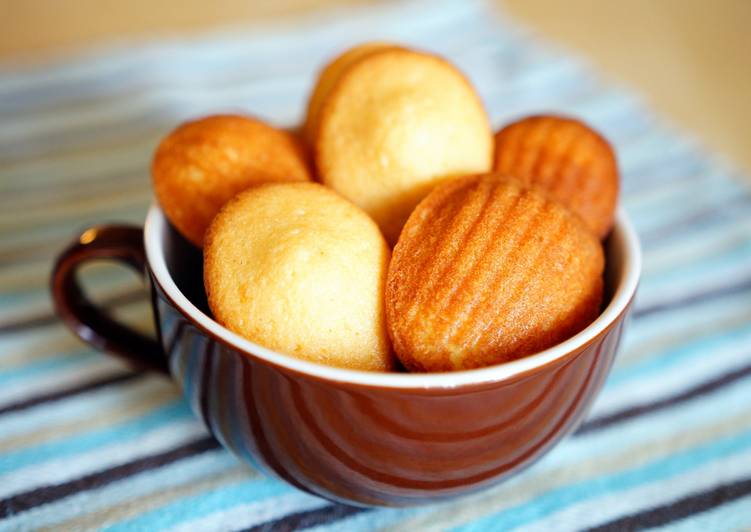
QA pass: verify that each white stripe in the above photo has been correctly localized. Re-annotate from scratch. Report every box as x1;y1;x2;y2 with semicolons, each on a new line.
0;259;142;304
627;178;744;233
0;356;127;405
643;218;751;276
0;187;150;230
652;495;751;531
0;325;83;362
0;419;205;498
619;295;751;367
520;446;751;532
637;262;751;312
621;318;751;376
0;78;308;148
619;131;696;175
0;450;239;532
0;298;149;359
0;174;151;220
625;169;724;213
0;375;160;441
596;329;751;412
306;508;415;532
166;490;328;532
562;363;751;463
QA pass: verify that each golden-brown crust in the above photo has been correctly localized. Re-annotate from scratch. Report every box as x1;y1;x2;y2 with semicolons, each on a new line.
204;182;394;371
493;115;619;238
152;114;312;247
315;47;493;244
386;174;604;372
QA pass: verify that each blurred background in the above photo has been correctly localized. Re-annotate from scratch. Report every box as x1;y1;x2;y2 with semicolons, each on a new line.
2;0;750;173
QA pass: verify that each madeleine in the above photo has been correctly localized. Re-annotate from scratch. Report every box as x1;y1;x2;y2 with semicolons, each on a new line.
204;182;394;371
386;175;604;372
494;115;619;238
314;47;493;243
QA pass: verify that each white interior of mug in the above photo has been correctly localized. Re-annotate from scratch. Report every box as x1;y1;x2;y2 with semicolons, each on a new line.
145;205;641;388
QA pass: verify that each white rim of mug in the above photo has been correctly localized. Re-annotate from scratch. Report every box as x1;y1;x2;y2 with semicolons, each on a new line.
145;204;641;389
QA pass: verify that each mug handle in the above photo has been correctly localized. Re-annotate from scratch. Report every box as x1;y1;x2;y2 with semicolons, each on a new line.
50;225;169;374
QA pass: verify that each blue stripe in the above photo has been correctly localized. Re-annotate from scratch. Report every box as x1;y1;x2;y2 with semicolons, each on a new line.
624;293;751;350
643;241;751;287
0;400;190;474
0;350;97;386
103;477;292;532
606;323;751;388
0;378;159;439
0;450;236;532
628;184;744;232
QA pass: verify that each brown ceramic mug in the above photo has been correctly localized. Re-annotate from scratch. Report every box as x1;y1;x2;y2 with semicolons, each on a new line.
51;205;641;507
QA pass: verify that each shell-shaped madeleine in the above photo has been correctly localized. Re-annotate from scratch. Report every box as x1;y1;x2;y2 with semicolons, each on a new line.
386;175;604;372
494;115;618;238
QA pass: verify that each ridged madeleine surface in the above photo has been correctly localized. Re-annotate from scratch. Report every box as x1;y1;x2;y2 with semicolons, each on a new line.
386;175;604;372
493;115;618;238
153;114;311;247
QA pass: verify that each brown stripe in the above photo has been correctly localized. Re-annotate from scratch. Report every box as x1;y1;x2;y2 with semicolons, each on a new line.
586;476;751;532
0;372;142;416
240;503;367;532
577;352;751;435
634;276;751;319
44;467;250;532
0;436;219;519
641;194;751;245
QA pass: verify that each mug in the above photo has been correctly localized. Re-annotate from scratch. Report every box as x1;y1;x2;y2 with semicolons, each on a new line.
51;205;641;507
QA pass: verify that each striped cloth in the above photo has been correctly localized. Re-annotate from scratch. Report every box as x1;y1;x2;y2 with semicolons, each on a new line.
2;0;751;529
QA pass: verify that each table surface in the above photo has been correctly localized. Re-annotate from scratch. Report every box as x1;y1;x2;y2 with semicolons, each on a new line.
2;0;749;174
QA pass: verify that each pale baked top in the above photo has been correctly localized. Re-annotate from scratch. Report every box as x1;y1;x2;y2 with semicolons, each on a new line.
204;182;394;371
316;48;493;244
